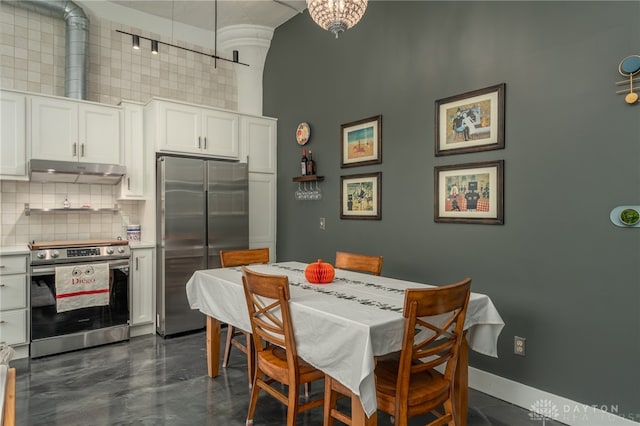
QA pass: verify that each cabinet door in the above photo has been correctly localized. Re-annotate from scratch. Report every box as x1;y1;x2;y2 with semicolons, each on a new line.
79;104;121;164
120;104;144;198
241;116;276;173
31;96;78;161
249;173;276;261
0;275;27;310
131;248;154;326
202;109;239;158
0;309;27;345
0;91;27;178
156;102;201;154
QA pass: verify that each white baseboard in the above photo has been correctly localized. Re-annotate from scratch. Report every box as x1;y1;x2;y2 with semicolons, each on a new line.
468;367;640;426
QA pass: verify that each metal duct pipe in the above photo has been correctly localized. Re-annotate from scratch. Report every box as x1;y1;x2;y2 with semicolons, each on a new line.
7;0;89;100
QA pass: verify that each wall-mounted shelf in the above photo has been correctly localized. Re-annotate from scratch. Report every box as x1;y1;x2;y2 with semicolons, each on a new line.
24;203;120;216
292;176;323;201
292;175;324;182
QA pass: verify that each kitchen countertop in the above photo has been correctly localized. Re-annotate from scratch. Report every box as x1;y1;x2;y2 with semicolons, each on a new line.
0;245;29;255
129;241;155;249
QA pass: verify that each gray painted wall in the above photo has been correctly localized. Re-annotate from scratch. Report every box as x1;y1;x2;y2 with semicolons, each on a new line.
263;1;640;415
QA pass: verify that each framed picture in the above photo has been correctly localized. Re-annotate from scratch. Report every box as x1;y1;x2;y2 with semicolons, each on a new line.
434;160;504;224
435;83;505;156
341;115;382;167
340;172;381;220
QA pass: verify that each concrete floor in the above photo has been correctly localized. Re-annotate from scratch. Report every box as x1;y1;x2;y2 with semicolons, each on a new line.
10;330;563;425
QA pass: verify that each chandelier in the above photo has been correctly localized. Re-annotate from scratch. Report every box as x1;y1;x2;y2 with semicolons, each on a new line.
306;0;368;39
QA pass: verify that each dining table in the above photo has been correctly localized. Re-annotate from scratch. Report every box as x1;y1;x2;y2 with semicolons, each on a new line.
186;261;504;425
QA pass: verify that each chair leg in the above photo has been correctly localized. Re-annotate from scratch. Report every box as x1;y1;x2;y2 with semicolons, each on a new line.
223;325;234;367
246;378;261;425
304;382;310;399
286;382;300;426
245;332;254;389
323;377;336;426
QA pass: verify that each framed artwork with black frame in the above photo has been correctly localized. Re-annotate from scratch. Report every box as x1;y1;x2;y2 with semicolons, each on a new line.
340;172;381;220
434;160;504;224
435;83;505;156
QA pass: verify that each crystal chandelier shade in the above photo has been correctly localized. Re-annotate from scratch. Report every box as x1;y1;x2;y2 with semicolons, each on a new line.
306;0;368;38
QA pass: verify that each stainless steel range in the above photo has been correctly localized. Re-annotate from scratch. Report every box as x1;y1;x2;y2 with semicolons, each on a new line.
29;239;130;358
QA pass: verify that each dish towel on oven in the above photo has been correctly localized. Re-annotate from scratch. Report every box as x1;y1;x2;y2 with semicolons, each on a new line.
55;263;110;313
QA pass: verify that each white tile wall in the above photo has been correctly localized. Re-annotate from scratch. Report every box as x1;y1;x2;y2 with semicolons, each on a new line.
0;2;238;245
0;2;238;108
0;181;139;246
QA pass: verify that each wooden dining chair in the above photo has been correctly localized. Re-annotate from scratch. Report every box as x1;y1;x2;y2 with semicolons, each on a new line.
324;278;471;426
241;266;325;426
219;247;270;388
334;251;383;276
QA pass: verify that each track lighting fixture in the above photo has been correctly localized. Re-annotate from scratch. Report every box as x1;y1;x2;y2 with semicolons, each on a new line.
116;30;248;66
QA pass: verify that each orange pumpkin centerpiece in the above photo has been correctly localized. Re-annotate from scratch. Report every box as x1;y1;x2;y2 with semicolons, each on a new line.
305;259;335;284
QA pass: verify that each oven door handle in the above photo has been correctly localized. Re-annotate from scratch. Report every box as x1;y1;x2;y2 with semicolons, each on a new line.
31;259;130;276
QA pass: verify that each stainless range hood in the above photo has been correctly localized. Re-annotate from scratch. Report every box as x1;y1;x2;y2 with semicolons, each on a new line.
29;159;126;184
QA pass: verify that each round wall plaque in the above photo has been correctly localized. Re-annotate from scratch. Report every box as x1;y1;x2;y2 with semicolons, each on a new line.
296;122;310;145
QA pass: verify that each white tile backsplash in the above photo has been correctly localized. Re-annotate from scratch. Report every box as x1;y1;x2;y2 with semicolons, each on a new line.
0;181;140;245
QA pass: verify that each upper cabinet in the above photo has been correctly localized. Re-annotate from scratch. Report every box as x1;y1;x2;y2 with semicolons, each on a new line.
0;90;27;180
118;101;145;199
240;115;277;174
148;99;239;159
31;95;121;165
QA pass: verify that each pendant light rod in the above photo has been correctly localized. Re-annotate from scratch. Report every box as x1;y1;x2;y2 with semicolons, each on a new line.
116;30;248;66
214;0;218;69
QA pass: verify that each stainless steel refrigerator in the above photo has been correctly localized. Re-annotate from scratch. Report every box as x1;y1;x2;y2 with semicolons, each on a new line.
156;155;249;336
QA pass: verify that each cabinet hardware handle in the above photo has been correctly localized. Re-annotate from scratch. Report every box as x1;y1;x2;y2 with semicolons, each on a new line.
0;284;5;287
81;143;85;157
136;258;139;270
0;265;5;268
73;143;77;156
198;136;202;149
204;137;207;149
127;178;131;190
0;321;5;324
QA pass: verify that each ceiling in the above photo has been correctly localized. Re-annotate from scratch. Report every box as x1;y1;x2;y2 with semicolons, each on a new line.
110;0;308;31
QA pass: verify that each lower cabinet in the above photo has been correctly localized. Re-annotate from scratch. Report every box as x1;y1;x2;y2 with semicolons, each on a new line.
0;253;29;359
130;247;155;336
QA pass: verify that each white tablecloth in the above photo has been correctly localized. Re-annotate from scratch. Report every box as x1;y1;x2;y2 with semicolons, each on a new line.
186;261;504;417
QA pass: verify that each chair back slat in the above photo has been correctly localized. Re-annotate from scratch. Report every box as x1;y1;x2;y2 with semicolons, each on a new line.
241;267;298;361
335;251;383;276
396;278;471;397
220;248;270;268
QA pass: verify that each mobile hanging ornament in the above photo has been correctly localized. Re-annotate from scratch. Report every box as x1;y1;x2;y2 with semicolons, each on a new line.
616;55;640;104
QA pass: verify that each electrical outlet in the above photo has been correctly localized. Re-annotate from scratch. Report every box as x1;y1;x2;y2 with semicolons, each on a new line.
514;336;526;356
319;217;326;230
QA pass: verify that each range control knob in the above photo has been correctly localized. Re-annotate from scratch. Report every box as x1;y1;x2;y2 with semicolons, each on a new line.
117;247;125;254
106;247;114;255
36;251;46;259
50;250;60;258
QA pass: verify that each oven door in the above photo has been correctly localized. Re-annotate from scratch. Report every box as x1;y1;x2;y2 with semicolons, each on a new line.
30;259;130;341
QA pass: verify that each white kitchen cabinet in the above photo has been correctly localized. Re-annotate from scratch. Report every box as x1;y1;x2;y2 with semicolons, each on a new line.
249;173;276;262
0;253;29;359
149;99;239;159
130;247;154;335
0;90;27;180
31;95;121;165
240;115;276;173
118;102;145;199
